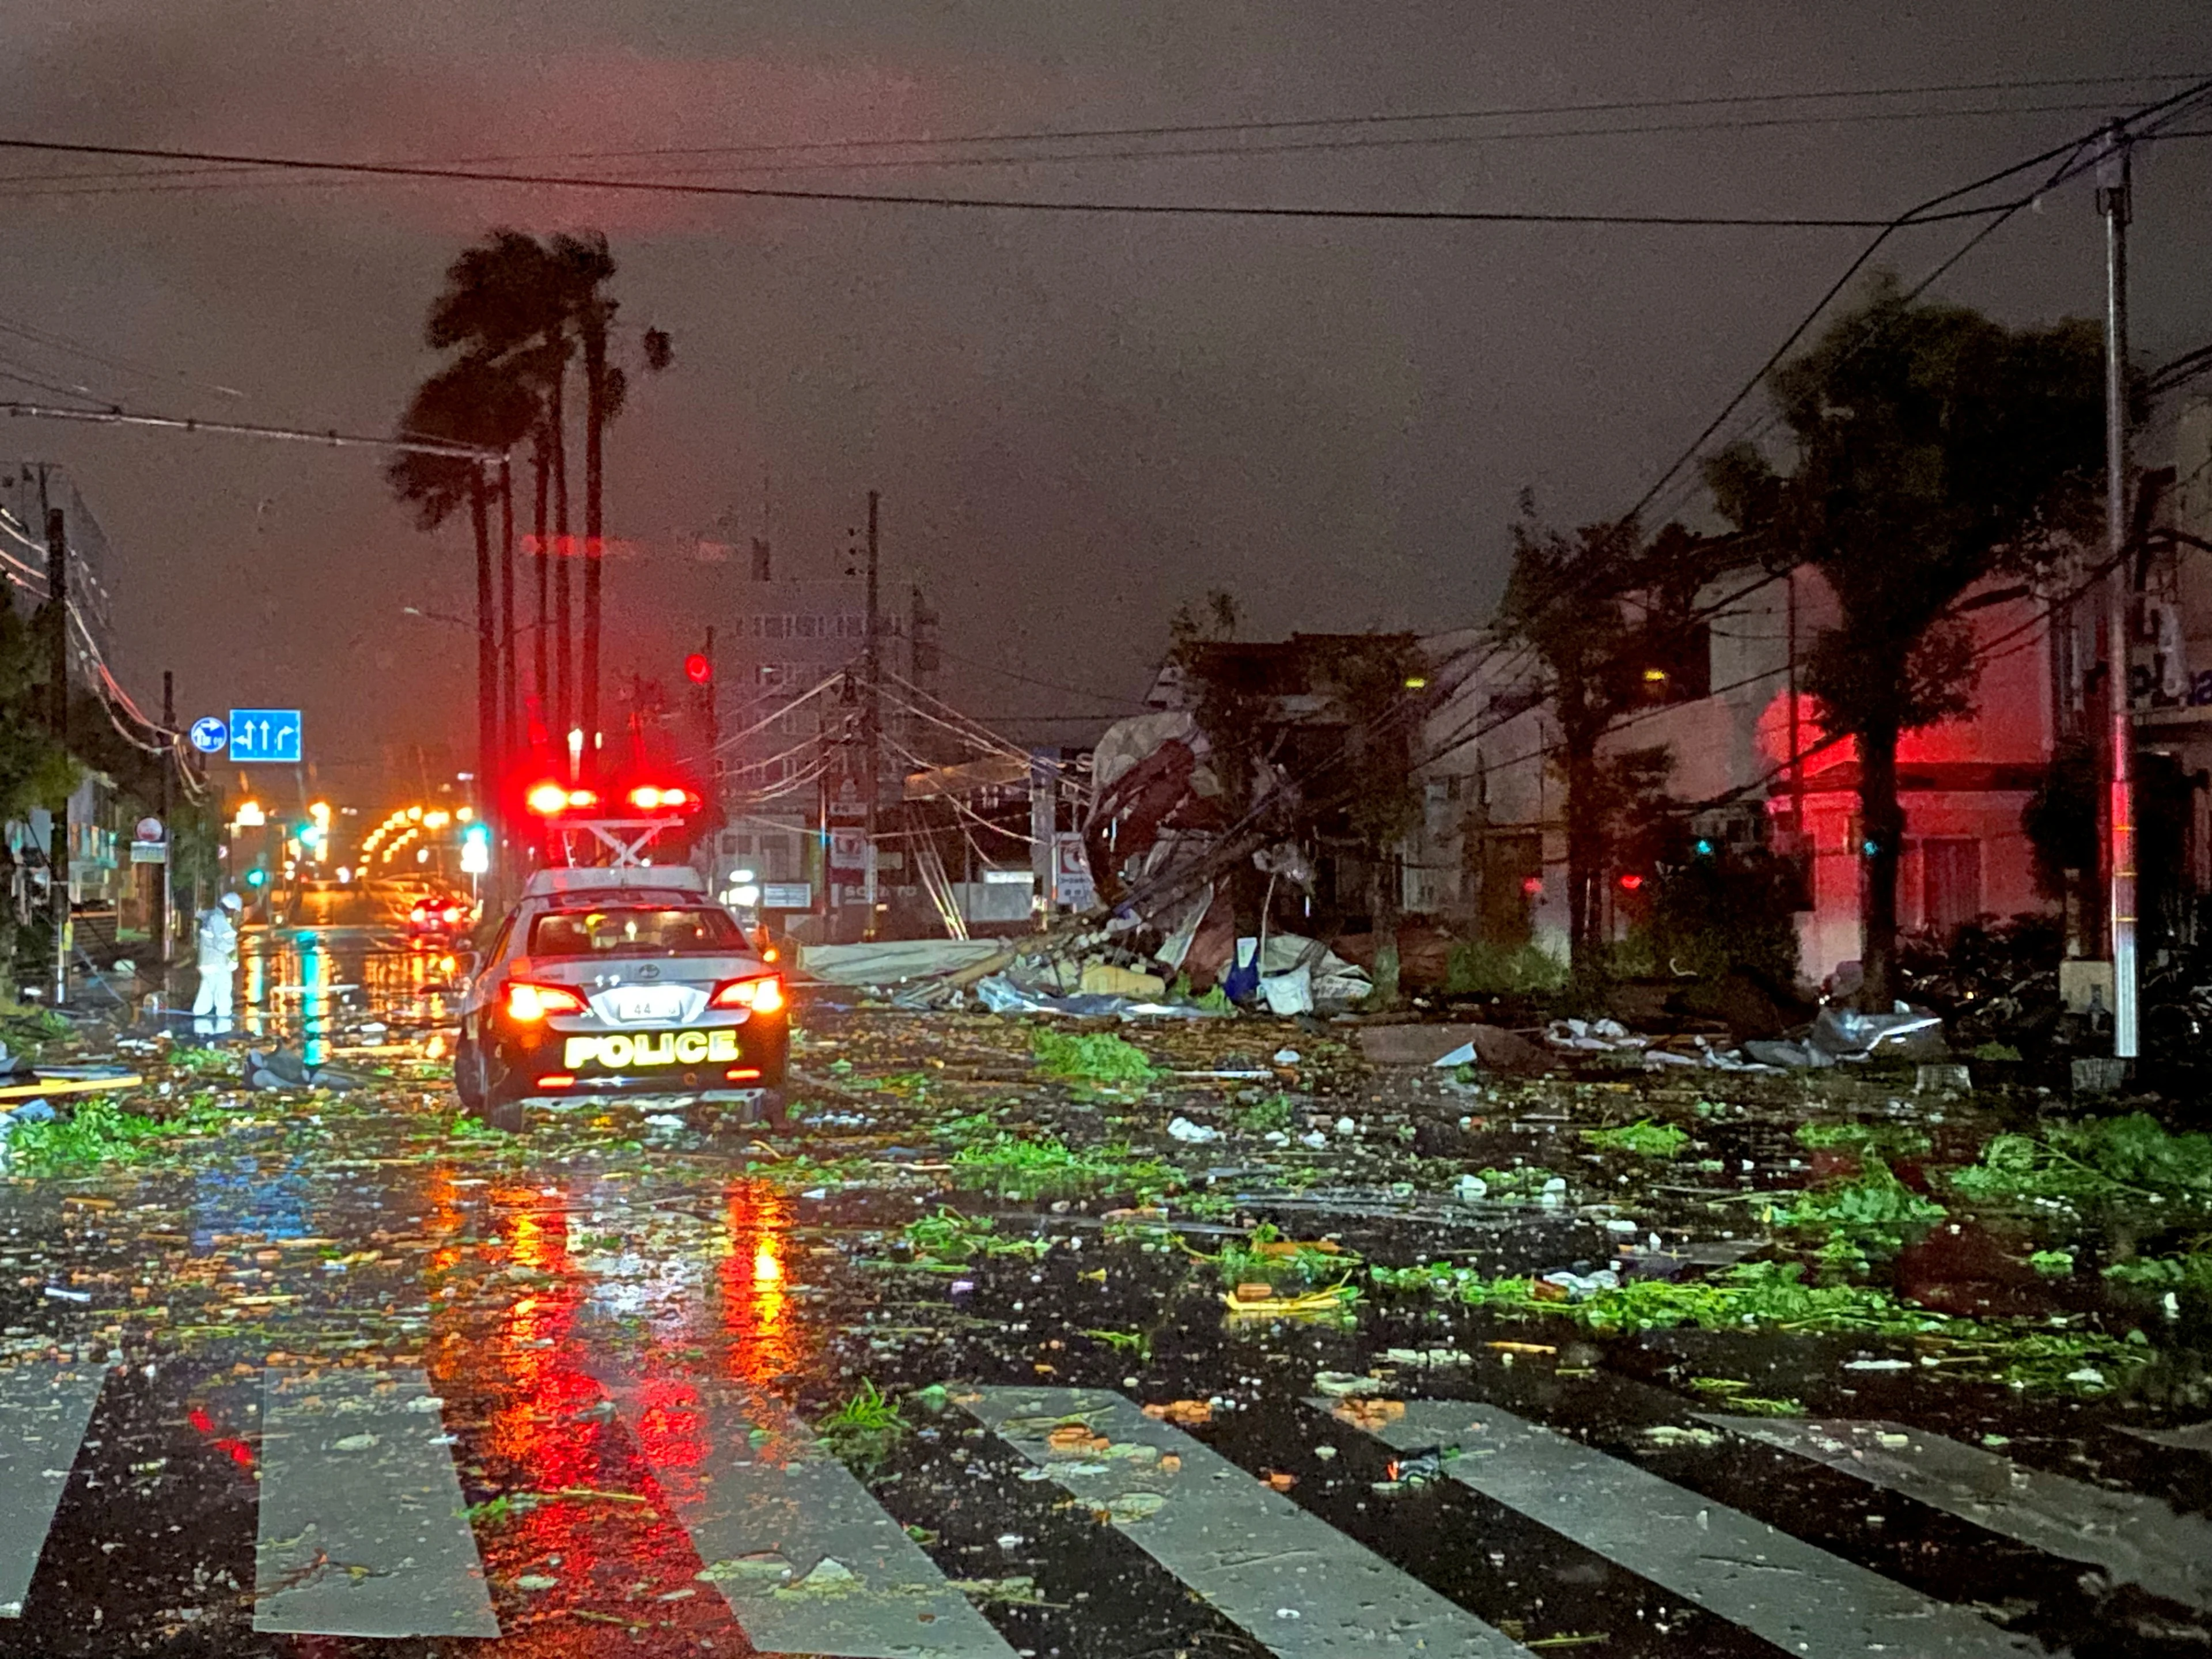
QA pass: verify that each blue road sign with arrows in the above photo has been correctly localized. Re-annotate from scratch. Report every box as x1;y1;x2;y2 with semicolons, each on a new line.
228;709;302;764
188;716;228;753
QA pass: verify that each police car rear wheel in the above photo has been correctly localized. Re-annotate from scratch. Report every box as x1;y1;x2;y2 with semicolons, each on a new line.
453;1036;486;1111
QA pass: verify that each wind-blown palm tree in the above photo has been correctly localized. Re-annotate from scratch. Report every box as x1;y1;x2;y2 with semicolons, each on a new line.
548;232;671;781
391;231;567;782
395;228;669;791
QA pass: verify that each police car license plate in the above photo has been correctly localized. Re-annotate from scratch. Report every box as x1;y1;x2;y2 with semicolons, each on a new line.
606;986;686;1022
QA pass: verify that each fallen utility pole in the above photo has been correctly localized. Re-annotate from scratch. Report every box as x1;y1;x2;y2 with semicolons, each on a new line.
2099;126;2138;1060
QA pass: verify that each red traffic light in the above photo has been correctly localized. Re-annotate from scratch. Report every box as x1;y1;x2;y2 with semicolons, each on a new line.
627;785;695;812
684;652;713;685
1617;872;1645;892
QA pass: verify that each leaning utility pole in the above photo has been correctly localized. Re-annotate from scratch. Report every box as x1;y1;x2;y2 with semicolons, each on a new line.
862;489;881;939
45;505;69;1007
2099;125;2138;1060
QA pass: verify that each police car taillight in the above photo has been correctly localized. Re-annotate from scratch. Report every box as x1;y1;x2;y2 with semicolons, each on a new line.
710;974;783;1014
506;982;588;1021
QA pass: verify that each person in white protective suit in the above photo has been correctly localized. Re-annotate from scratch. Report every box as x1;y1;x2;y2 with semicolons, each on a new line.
191;892;242;1035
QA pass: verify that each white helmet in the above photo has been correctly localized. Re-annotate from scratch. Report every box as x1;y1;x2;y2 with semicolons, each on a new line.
220;892;243;912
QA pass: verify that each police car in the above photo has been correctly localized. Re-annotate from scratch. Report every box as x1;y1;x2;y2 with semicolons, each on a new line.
453;865;789;1132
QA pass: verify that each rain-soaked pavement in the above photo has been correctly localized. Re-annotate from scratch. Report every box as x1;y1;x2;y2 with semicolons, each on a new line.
2;929;2210;1658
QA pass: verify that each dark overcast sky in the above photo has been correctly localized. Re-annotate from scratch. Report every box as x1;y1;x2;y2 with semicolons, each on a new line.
0;1;2206;785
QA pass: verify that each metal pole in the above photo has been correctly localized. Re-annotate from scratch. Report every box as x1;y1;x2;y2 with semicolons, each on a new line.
862;489;881;938
159;671;173;969
1031;751;1057;926
45;506;68;1007
2099;126;2138;1059
472;465;496;843
498;457;516;804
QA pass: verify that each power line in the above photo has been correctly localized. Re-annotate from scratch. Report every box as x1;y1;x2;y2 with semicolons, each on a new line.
0;134;2017;229
0;98;2158;201
58;71;2198;178
1321;84;2212;750
1258;55;2202;866
0;310;247;399
0;399;502;461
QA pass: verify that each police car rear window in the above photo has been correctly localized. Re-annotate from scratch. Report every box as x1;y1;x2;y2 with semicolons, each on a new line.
527;907;744;957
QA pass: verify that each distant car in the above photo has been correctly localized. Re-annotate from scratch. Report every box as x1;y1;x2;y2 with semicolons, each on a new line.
407;892;476;938
452;866;789;1132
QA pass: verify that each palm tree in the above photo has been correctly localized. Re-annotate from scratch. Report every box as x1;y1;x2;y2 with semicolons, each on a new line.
397;228;668;791
550;233;619;781
392;231;569;784
387;350;534;814
396;229;575;827
549;232;671;782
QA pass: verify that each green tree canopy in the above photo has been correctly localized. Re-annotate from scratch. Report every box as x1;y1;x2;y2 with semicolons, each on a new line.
1707;272;2107;1002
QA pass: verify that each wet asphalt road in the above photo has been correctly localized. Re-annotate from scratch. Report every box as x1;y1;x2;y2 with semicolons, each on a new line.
3;924;2211;1658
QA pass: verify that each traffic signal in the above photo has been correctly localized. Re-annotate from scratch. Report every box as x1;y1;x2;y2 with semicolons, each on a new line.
684;652;713;685
244;868;268;888
626;785;695;812
1617;872;1645;892
1692;836;1717;858
460;822;491;875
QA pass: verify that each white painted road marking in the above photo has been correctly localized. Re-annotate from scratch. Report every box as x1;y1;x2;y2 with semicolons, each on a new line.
969;1386;1532;1659
0;1363;105;1619
600;1370;1017;1658
1341;1399;2037;1658
253;1368;498;1637
1707;1415;2212;1613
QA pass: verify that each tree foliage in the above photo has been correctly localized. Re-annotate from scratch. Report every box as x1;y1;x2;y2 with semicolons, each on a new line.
1707;273;2107;1004
0;599;70;825
1491;502;1730;973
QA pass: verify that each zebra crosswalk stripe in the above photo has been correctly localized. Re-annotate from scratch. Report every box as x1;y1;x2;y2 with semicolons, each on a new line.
0;1363;105;1619
1332;1397;2039;1659
1703;1415;2212;1613
252;1367;498;1638
967;1385;1532;1659
595;1369;1017;1659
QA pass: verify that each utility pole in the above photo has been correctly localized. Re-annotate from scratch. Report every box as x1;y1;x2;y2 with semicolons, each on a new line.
701;625;719;755
862;489;881;938
1030;751;1058;926
2099;124;2138;1060
45;506;68;1007
158;671;174;970
472;465;497;850
498;458;516;805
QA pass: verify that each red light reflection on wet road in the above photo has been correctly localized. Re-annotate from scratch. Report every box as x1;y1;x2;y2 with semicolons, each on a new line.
424;1180;749;1656
718;1180;800;1389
